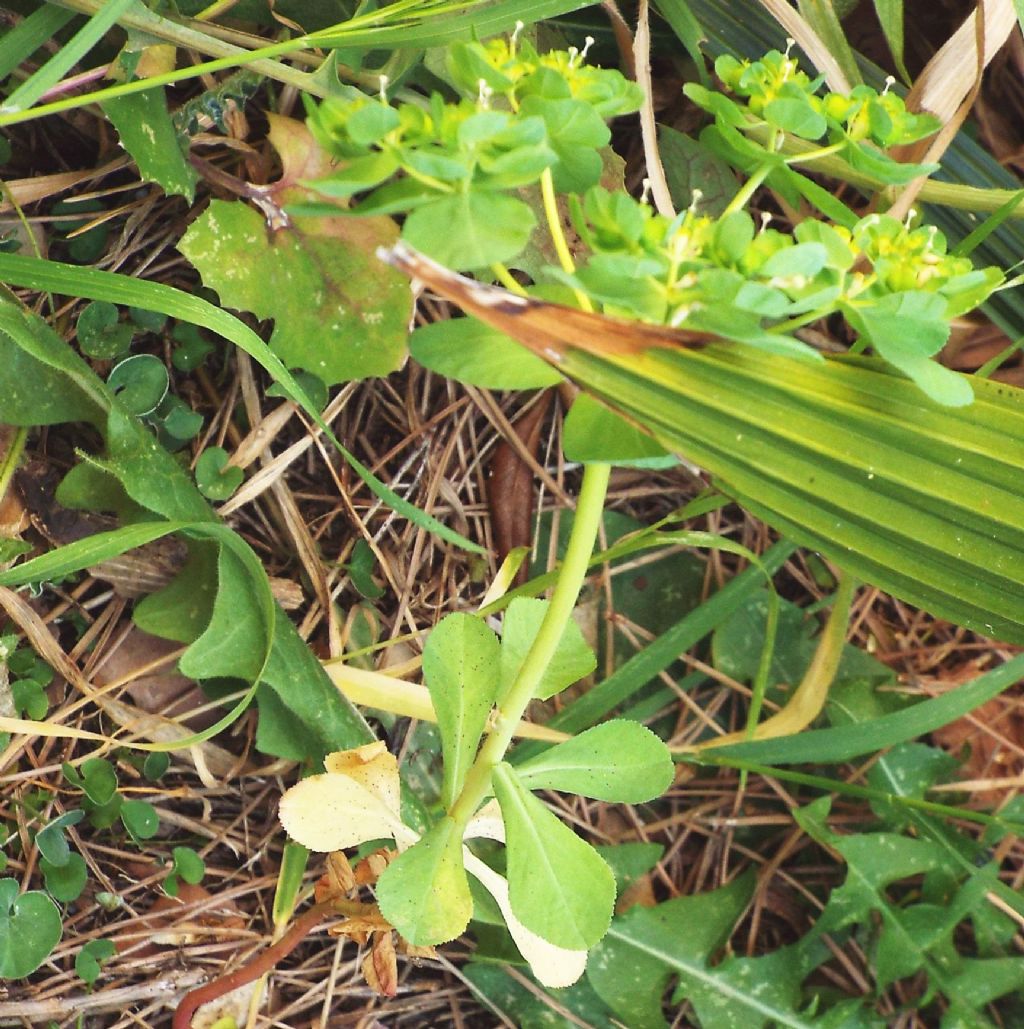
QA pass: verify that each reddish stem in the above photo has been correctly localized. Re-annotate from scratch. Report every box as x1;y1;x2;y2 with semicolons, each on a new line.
172;903;333;1029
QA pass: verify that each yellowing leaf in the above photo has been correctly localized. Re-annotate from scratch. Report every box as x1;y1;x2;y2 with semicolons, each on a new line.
179;115;411;386
463;851;588;988
278;770;411;853
324;741;401;818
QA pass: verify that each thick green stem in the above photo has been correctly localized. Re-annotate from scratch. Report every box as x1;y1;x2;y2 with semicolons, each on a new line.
448;462;611;827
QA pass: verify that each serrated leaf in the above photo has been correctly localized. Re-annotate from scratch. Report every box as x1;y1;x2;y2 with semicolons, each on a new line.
514;720;674;802
492;762;615;951
179;115;410;386
103;88;197;201
587;871;757;1029
499;597;596;702
422;613;500;809
795;797;1013;1010
376;817;472;946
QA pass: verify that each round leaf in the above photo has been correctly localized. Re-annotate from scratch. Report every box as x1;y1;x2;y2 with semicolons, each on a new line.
120;800;159;841
107;354;168;415
402;193;536;270
75;938;116;987
171;846;205;885
79;758;118;806
194;446;243;501
40;852;87;903
0;880;61;978
77;301;134;360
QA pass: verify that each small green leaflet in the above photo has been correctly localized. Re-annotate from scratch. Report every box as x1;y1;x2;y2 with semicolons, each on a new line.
514;720;674;803
499;597;596;702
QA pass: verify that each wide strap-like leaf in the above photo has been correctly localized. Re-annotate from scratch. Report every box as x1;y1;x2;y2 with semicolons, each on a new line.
553;344;1024;644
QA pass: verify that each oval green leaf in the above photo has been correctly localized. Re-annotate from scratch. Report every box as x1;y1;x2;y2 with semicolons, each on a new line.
492;762;615;951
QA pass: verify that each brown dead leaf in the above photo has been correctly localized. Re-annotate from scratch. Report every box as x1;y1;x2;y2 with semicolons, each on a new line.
488;390;554;583
362;931;399;998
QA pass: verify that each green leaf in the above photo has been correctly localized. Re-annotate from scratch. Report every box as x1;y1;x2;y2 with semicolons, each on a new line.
107;354;168;416
587;871;757;1029
102;88;197;201
194;446;244;501
347;538;384;599
795;0;862;88
78;758;118;807
422;613;500;810
171;846;205;885
514;720;674;802
180;197;409;386
492;762;615;950
796;798;1015;1009
35;811;86;867
255;608;374;762
872;0;910;82
658;126;737;217
11;679;47;720
499;598;596;702
0;0;134;114
143;752;170;780
0;880;61;978
177;538;268;682
410;318;561;389
464;963;619;1029
75;938;116;988
563;394;672;464
763;95;827;139
77;301;134;360
519;96;609;193
402;192;536;270
540;342;1024;646
0;253;485;553
40;852;87;903
120;800;159;841
375;817;472;946
849;292;970;406
713;589;892;688
0;6;75;82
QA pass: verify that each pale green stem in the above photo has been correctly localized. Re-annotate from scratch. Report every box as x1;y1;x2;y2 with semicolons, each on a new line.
448;462;612;828
722;160;774;217
0;427;28;504
539;168;593;312
783;140;847;166
491;263;526;294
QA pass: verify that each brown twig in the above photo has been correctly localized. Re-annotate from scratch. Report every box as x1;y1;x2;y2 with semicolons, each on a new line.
172;902;335;1029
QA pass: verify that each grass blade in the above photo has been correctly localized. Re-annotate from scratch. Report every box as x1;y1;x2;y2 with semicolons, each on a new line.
1;0;136;114
0;252;485;554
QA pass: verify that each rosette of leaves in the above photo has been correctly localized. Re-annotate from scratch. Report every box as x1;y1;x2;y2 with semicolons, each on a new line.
302;40;641;269
688;49;941;185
